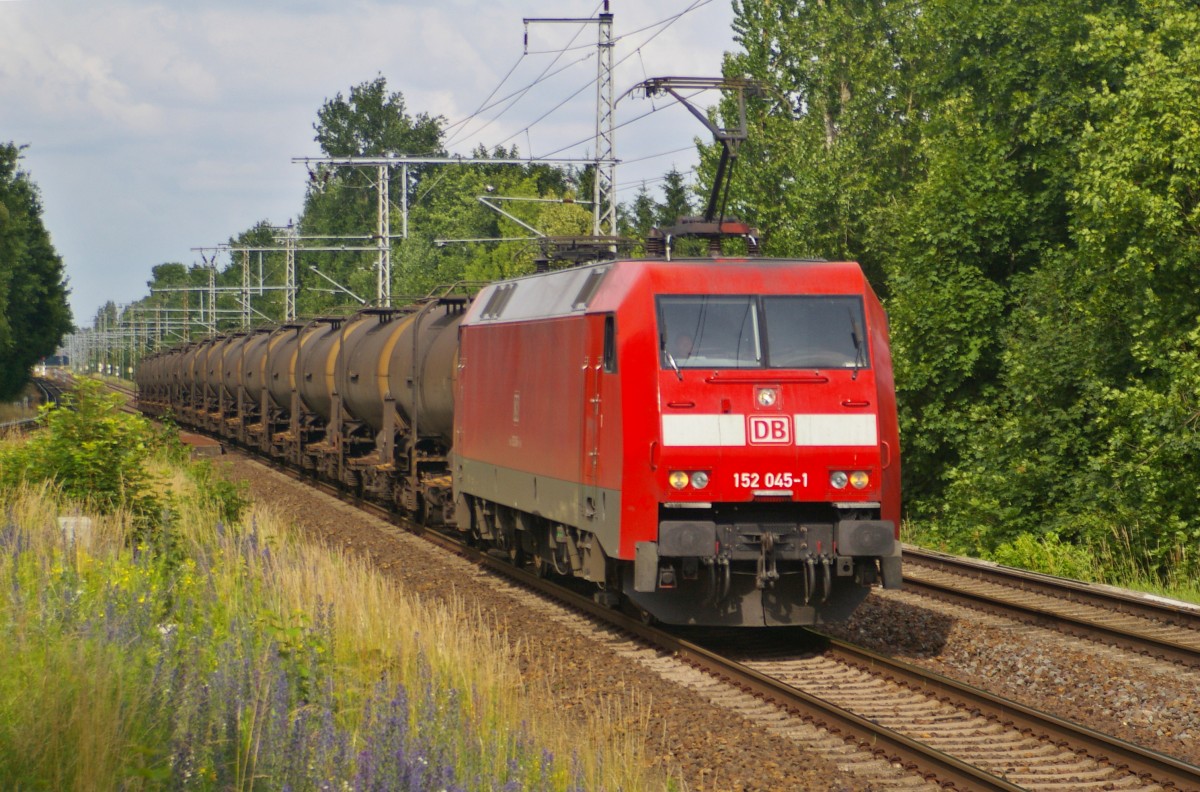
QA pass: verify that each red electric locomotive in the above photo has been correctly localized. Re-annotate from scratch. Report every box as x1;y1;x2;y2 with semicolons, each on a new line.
454;256;901;627
137;254;901;628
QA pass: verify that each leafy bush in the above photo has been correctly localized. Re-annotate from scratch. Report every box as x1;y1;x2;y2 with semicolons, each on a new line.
0;378;165;519
990;532;1100;581
184;460;249;525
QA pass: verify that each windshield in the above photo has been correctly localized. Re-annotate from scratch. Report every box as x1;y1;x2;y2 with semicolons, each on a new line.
658;294;869;370
658;296;761;369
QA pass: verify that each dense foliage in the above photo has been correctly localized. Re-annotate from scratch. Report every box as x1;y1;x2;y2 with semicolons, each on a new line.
0;143;73;399
721;0;1200;581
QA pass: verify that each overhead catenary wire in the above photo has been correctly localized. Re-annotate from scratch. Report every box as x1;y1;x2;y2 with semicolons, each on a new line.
441;52;528;141
521;0;715;55
518;0;716;157
444;1;603;150
621;144;697;166
466;0;715;156
533;89;705;159
437;1;720;222
444;51;595;149
615;165;697;193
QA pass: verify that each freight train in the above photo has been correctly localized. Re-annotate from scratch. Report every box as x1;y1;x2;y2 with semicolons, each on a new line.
136;256;902;626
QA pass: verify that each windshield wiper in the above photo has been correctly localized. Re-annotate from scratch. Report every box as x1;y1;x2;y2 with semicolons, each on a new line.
665;350;683;381
849;311;865;381
661;333;684;381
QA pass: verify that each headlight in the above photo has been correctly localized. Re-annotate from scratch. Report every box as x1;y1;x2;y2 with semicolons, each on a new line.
830;471;848;489
691;471;710;489
850;471;870;489
669;471;690;489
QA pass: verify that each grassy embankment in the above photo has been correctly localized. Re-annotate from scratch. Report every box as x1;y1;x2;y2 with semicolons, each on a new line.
0;379;665;790
905;521;1200;605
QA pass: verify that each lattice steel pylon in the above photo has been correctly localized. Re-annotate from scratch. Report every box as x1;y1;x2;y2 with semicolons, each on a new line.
593;4;615;238
524;1;617;239
284;225;296;321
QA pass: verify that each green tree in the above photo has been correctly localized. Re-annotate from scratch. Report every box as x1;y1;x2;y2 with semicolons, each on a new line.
939;0;1200;576
625;183;657;240
299;76;447;313
0;143;73;398
723;0;1132;512
655;166;693;227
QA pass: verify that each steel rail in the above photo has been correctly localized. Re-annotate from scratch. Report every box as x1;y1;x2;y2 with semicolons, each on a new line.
299;477;1200;790
904;545;1200;667
820;635;1200;791
2;376;69;433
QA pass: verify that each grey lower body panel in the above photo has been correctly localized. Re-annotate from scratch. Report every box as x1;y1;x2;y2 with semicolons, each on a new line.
454;455;622;556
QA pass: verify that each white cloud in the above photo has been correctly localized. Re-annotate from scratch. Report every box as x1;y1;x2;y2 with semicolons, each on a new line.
0;0;737;324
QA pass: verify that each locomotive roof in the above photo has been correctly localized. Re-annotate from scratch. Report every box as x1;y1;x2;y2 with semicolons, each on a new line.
462;257;872;326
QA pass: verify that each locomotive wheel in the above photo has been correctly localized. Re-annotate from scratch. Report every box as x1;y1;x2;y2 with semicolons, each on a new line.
489;505;524;566
619;597;656;625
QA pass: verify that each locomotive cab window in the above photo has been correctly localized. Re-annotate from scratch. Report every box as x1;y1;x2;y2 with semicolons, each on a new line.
658;296;761;369
762;296;869;370
657;294;869;370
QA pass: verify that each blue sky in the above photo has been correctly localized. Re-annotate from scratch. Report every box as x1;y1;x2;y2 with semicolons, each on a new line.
0;0;737;326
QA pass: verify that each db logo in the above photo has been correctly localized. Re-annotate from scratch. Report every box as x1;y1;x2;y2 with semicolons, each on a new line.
748;415;792;445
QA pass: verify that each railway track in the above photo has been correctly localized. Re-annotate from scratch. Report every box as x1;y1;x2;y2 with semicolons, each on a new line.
903;546;1200;668
237;447;1200;791
714;633;1197;791
1;376;68;433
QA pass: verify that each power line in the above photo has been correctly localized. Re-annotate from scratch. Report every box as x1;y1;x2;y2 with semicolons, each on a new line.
442;52;527;140
615;166;697;193
522;0;715;55
534;89;704;159
444;52;594;149
505;0;713;158
445;1;603;150
621;144;697;166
